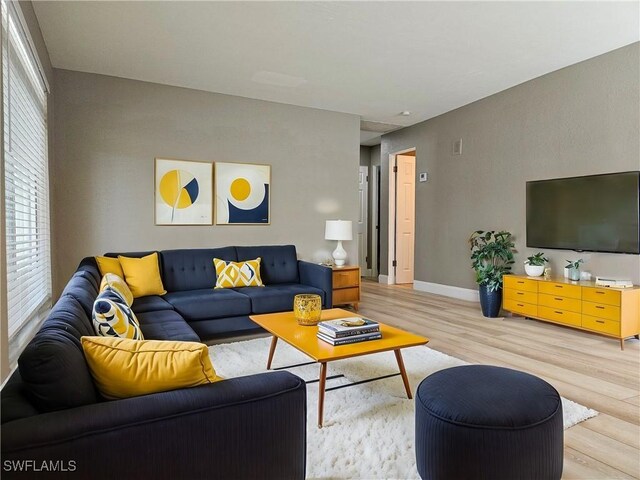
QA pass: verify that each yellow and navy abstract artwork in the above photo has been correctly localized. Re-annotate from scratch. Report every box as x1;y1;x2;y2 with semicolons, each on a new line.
215;162;270;225
155;158;213;225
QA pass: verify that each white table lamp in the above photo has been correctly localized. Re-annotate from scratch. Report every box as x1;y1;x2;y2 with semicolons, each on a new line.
325;220;352;266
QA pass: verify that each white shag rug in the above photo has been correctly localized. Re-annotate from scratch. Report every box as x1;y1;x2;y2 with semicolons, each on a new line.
210;337;597;480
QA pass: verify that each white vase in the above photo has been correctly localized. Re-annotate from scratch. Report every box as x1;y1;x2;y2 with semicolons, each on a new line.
524;263;545;277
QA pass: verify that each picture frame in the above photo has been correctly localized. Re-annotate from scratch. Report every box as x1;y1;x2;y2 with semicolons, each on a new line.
155;158;213;225
214;162;271;225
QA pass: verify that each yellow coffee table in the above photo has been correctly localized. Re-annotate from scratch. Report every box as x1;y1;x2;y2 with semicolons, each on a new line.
250;308;429;427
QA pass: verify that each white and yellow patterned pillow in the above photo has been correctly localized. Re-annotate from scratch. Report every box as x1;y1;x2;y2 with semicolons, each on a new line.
214;258;264;289
92;290;144;340
99;273;133;307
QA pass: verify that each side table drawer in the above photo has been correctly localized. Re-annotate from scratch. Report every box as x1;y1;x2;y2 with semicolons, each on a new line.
333;269;359;288
582;315;621;336
333;287;360;305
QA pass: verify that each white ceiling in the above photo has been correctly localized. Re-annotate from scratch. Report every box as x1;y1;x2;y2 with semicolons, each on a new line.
34;1;639;143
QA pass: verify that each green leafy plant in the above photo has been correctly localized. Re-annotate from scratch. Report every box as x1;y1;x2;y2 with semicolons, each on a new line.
469;230;516;292
526;253;549;266
565;259;584;270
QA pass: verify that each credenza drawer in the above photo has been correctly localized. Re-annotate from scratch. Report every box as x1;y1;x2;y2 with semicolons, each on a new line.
582;301;620;321
504;299;537;317
538;306;581;327
504;289;537;304
504;276;538;293
538;282;581;300
538;294;581;313
582;315;621;336
582;287;621;307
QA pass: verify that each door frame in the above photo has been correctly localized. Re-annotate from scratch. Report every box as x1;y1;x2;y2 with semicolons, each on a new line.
370;165;380;278
387;147;416;285
358;165;370;277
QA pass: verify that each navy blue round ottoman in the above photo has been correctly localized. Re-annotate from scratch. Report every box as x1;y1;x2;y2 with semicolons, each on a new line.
415;365;563;480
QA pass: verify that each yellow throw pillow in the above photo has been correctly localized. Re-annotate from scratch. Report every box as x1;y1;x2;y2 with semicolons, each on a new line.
95;256;124;278
81;336;221;399
99;273;134;306
92;290;144;340
214;258;264;288
118;252;167;298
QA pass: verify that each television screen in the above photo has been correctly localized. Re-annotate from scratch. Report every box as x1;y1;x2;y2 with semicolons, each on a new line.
526;172;640;254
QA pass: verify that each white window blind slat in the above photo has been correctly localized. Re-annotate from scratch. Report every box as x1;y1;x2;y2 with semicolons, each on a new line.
2;0;51;339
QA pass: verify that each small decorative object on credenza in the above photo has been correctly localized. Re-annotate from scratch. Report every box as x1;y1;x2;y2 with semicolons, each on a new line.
524;252;548;277
325;220;353;267
565;259;584;281
293;294;322;326
595;276;634;288
317;317;381;346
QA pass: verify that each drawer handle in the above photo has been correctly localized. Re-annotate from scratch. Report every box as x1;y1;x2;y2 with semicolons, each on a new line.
596;320;605;324
596;291;605;295
517;281;525;284
555;285;563;289
517;303;524;307
554;311;563;315
595;306;605;310
554;297;563;301
516;292;524;295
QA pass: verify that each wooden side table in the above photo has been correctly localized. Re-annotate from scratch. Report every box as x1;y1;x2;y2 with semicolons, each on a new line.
332;265;361;310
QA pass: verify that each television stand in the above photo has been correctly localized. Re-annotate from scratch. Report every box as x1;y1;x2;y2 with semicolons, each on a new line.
503;275;640;350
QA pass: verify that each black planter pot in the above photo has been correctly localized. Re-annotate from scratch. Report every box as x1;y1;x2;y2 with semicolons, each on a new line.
478;285;502;318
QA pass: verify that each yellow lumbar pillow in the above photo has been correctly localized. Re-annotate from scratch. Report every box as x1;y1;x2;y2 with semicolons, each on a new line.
95;256;124;278
99;273;134;307
214;257;264;288
81;336;220;399
118;252;167;298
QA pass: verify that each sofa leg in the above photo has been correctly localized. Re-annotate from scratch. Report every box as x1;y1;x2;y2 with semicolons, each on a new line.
267;336;278;369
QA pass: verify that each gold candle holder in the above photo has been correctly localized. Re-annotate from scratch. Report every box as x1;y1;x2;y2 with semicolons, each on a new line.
293;294;322;326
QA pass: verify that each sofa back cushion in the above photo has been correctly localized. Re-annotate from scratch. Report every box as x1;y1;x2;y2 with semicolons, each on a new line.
18;296;98;412
162;247;237;292
235;245;299;285
61;271;100;318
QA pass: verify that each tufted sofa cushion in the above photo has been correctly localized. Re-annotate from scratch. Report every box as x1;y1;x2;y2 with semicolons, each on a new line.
236;245;299;285
161;247;237;292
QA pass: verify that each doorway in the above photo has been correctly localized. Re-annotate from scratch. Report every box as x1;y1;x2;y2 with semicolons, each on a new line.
358;166;369;276
388;149;416;285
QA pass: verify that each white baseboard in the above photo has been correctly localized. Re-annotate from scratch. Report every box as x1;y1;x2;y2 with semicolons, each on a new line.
413;280;479;302
378;274;394;285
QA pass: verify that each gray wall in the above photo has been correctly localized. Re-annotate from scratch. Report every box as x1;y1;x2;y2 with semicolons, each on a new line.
380;43;640;287
52;69;360;295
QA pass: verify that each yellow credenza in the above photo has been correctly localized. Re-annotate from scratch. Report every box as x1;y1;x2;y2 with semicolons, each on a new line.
503;274;640;350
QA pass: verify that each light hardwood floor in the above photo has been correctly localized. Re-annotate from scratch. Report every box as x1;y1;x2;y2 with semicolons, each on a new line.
358;279;640;480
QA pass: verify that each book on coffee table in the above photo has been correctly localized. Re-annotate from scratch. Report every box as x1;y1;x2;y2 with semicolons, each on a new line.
317;317;379;338
317;330;382;346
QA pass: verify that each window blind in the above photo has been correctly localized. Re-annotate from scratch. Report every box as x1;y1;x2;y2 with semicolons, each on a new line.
2;0;51;338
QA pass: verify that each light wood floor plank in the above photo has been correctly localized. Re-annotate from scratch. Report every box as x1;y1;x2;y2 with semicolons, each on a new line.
358;280;640;480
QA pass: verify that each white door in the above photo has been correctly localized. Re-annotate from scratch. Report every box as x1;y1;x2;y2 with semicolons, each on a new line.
358;166;369;275
395;155;415;284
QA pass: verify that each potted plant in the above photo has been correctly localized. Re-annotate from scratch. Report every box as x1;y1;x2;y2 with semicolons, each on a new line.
524;253;548;277
469;230;516;318
565;259;584;281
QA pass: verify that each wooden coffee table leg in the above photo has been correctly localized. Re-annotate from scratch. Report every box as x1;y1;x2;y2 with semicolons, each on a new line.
394;349;412;399
266;336;278;370
318;362;328;428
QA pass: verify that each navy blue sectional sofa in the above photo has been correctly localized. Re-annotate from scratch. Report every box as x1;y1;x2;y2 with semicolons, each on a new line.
1;245;331;479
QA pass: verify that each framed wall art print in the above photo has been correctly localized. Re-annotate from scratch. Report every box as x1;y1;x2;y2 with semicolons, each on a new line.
215;162;271;225
155;158;213;225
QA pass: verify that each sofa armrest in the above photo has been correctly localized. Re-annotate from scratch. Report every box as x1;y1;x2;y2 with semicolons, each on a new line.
298;261;332;307
1;371;306;480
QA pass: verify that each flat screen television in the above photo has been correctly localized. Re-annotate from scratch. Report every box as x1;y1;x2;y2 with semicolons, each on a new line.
526;171;640;254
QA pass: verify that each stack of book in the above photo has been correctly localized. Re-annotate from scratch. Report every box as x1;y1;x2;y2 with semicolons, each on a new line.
317;317;381;346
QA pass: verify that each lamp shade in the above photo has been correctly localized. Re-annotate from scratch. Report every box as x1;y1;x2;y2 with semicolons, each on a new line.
325;220;352;241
